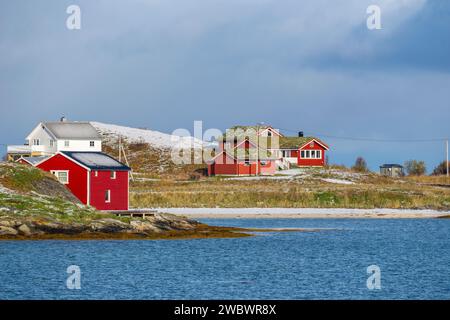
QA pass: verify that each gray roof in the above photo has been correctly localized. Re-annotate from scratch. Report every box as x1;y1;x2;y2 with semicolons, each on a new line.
62;152;131;171
7;145;31;154
43;122;101;140
21;156;49;165
380;164;403;168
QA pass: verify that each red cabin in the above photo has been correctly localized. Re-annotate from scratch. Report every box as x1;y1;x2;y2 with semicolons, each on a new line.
207;139;276;176
279;137;329;167
207;125;330;176
36;151;131;211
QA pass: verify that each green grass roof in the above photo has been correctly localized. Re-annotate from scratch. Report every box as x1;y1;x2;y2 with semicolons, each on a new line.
279;137;327;149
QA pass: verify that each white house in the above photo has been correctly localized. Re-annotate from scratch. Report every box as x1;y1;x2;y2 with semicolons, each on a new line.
7;119;102;161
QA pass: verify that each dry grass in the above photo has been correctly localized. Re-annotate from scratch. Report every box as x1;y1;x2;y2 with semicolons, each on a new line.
129;173;450;210
102;141;206;180
405;175;450;185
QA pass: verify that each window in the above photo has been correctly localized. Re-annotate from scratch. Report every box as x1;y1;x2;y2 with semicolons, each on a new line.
260;161;267;166
33;139;40;146
94;171;98;177
90;141;95;147
105;190;111;203
110;171;116;179
300;149;322;159
49;140;54;147
64;140;70;147
244;159;250;166
51;171;69;184
267;131;272;137
282;150;291;158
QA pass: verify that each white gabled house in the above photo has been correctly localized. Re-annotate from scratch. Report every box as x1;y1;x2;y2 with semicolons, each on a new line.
7;118;102;161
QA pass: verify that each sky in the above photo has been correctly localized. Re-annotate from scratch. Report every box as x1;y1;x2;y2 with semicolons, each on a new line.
1;0;449;171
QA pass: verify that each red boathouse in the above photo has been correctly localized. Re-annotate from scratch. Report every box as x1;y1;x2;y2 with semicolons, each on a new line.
36;151;131;211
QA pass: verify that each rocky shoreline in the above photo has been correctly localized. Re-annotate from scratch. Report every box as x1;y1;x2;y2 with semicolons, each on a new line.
0;213;251;240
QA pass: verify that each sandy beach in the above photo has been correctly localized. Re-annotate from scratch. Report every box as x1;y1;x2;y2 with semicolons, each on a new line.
151;208;450;219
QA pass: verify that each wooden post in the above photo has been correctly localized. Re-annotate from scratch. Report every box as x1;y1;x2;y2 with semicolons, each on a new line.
256;124;259;176
446;139;449;178
118;135;122;162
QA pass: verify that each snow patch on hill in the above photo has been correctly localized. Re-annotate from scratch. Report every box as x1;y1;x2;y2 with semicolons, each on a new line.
91;122;203;150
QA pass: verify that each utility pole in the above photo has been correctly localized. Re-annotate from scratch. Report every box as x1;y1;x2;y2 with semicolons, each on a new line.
255;122;265;176
446;139;449;177
256;124;259;176
118;135;122;163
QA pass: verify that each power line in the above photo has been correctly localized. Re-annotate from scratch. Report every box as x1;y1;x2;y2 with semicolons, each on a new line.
274;126;447;143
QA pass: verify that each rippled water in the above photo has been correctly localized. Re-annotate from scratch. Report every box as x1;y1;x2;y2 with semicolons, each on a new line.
0;219;449;300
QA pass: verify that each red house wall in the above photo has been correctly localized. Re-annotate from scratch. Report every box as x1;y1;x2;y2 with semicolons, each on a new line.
37;154;89;205
297;142;327;167
209;153;238;175
208;152;275;176
17;159;32;166
90;170;129;211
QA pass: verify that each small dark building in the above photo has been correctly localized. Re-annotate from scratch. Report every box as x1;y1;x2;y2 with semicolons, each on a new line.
380;164;404;177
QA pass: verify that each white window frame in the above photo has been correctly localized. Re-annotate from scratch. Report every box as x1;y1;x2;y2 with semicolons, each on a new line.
90;141;95;147
300;149;323;159
51;170;69;185
110;171;116;179
33;139;40;146
105;190;111;203
49;140;54;147
64;140;70;147
281;150;294;158
94;171;98;177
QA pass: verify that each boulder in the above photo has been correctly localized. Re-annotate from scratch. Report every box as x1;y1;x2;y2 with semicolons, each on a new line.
89;218;132;233
18;224;32;236
0;226;18;236
130;220;161;233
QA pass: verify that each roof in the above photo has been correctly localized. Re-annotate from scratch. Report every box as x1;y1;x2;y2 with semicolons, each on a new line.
60;152;131;171
380;164;404;168
209;142;276;163
221;125;282;140
7;145;31;154
42;122;102;140
19;156;49;166
229;125;274;131
279;137;329;150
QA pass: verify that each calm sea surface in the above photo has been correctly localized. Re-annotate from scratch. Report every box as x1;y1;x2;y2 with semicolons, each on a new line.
0;219;449;300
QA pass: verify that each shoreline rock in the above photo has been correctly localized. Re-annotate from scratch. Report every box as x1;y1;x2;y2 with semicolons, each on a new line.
0;213;250;240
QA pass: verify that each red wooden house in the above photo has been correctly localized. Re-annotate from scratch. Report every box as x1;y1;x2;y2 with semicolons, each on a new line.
207;125;329;176
278;136;329;167
207;136;277;176
207;150;277;176
36;151;131;211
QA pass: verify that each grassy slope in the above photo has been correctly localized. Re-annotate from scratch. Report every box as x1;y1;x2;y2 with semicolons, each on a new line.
0;163;112;223
130;169;450;210
97;139;450;210
0;163;252;240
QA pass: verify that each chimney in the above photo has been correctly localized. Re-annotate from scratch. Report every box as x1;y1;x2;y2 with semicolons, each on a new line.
298;131;304;137
60;116;67;122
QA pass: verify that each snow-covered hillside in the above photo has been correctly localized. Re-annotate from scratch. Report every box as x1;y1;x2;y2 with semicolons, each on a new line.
91;122;203;150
